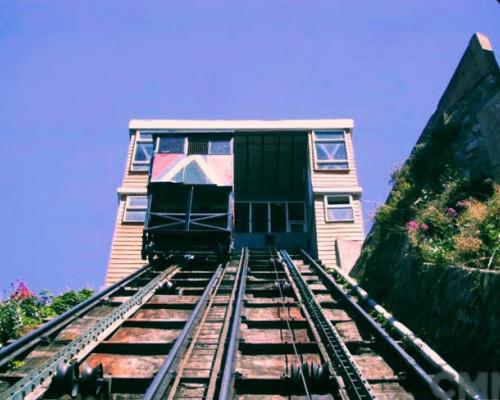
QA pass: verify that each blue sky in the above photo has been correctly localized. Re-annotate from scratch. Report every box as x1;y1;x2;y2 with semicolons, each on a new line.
1;1;499;295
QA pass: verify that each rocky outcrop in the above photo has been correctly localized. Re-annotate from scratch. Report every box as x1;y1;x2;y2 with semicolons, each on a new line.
352;33;500;373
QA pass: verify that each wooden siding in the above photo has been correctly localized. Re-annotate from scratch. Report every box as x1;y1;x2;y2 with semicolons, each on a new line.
313;196;364;269
308;130;365;269
105;132;148;286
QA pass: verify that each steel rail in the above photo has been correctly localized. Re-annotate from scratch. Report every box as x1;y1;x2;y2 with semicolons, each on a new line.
0;262;156;369
279;250;375;400
2;260;181;400
204;249;245;399
218;247;249;400
144;261;225;400
299;249;451;400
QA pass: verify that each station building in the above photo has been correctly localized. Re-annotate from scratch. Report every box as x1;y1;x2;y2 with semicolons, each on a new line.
105;120;365;285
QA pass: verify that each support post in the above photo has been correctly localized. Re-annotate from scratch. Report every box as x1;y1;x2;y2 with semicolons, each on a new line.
185;186;194;231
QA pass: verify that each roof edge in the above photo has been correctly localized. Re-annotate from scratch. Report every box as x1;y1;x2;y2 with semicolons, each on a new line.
128;119;354;131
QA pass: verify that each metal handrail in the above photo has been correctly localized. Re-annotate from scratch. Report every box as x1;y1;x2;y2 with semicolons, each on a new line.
144;262;225;400
219;248;249;400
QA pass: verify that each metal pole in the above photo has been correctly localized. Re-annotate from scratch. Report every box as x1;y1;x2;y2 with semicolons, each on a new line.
185;186;194;231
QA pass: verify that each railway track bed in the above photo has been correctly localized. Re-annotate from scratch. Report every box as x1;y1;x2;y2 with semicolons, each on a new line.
0;249;480;399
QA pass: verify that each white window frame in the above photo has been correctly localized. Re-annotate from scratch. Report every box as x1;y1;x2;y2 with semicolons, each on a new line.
123;195;148;223
235;201;307;233
156;135;188;154
131;132;154;172
313;130;349;171
324;194;354;223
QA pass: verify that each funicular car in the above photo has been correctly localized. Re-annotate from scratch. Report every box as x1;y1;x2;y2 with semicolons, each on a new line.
141;133;234;262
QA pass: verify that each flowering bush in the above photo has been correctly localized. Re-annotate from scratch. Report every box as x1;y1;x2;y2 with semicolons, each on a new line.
404;183;499;269
0;282;94;345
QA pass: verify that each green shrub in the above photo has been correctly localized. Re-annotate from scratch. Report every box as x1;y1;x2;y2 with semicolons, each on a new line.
0;283;94;346
49;288;94;315
0;301;22;344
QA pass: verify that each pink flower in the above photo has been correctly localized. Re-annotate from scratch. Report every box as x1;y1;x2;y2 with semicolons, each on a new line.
420;223;429;232
456;200;467;208
406;220;419;232
447;207;458;218
10;281;33;300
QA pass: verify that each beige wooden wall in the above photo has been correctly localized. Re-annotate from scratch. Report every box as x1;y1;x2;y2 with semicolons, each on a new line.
105;132;148;286
308;129;365;271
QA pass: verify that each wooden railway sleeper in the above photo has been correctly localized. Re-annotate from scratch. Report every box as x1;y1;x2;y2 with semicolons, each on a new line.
144;259;227;400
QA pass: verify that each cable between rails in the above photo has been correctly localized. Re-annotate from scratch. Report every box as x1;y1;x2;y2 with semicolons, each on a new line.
268;248;312;400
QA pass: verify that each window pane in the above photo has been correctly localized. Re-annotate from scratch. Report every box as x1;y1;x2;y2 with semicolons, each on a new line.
134;142;154;162
327;207;354;222
317;162;349;170
128;196;148;208
327;196;350;206
235;203;249;233
290;223;305;233
315;142;347;161
270;203;286;233
159;137;185;153
288;203;305;221
125;210;146;222
315;130;344;140
252;203;268;233
209;140;231;155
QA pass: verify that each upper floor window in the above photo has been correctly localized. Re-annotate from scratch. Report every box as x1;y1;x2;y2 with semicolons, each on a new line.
158;137;186;154
131;133;154;171
123;195;148;222
157;135;232;156
324;195;354;222
314;130;349;170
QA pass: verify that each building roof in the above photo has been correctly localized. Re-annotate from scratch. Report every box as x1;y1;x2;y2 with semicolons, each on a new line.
129;119;354;131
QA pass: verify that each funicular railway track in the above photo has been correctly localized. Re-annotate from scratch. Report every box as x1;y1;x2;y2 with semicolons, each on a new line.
0;249;482;400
